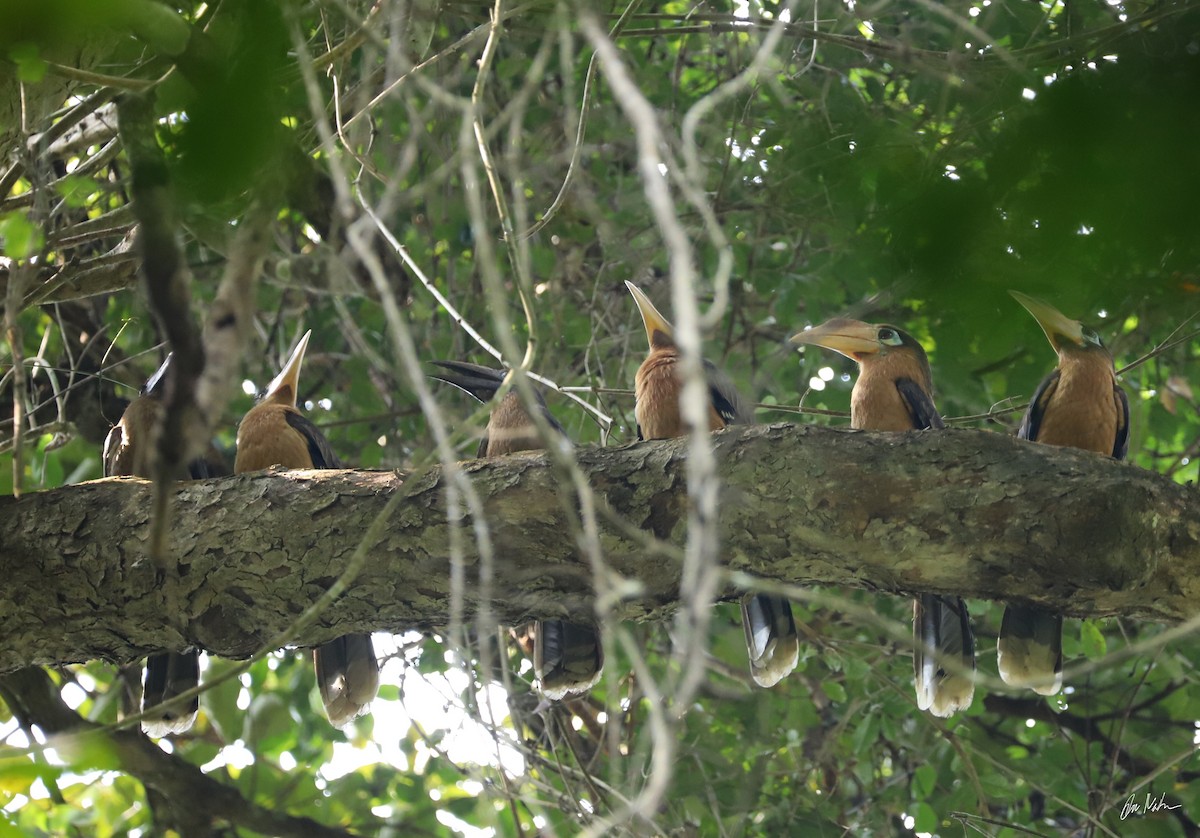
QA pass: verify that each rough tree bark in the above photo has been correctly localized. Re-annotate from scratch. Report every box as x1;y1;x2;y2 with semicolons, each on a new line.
1;423;1196;673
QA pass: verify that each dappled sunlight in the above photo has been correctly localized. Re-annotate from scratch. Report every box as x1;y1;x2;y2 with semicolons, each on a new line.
1;0;1198;834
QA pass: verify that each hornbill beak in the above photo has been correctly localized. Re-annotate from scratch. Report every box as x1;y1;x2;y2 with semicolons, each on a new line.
625;281;675;348
1009;290;1087;352
142;353;175;398
265;329;311;406
789;318;883;361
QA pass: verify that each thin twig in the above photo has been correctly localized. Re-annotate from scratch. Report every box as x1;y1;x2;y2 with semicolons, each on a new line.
1116;321;1200;377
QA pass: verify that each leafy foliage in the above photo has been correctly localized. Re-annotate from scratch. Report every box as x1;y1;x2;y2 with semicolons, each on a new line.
1;1;1199;835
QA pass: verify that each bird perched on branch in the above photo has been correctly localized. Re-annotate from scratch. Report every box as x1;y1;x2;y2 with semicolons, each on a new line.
999;292;1130;696
235;330;379;728
791;318;975;717
104;353;209;737
626;281;800;688
430;360;604;699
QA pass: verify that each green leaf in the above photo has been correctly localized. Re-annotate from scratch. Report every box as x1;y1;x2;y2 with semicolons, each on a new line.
0;813;28;838
202;659;246;744
820;680;847;703
1079;620;1107;659
103;0;191;55
8;44;47;83
851;711;878;755
912;801;939;833
245;693;293;752
0;212;42;259
54;175;95;209
0;760;55;795
913;764;937;799
53;732;121;772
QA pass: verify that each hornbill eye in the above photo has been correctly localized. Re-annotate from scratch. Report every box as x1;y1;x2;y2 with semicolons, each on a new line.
1082;327;1103;347
877;327;903;346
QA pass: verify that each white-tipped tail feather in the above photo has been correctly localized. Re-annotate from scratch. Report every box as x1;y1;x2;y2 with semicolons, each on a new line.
741;594;801;688
998;606;1063;696
315;634;380;728
914;594;976;717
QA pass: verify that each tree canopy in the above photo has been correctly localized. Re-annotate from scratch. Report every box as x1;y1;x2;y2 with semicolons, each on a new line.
1;1;1199;835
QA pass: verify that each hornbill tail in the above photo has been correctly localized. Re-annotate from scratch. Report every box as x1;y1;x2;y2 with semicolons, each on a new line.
913;594;976;717
741;594;800;688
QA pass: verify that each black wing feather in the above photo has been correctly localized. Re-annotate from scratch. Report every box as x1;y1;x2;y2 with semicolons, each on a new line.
895;378;944;431
1113;384;1130;460
186;457;213;480
102;424;123;478
429;361;505;404
284;411;343;469
1018;369;1059;442
431;360;568;444
703;358;752;425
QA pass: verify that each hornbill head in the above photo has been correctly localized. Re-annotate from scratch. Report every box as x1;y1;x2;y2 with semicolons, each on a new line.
1010;290;1109;359
790;317;931;370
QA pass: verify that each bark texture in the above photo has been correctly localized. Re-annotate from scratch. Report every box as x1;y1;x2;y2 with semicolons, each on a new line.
1;424;1196;673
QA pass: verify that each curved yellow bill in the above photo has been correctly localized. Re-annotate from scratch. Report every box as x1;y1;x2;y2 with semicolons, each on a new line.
266;329;312;406
625;281;674;348
789;317;880;361
1009;291;1085;350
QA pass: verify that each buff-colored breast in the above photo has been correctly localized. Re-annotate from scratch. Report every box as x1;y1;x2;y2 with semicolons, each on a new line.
635;351;725;439
235;403;314;472
851;351;929;431
1034;352;1120;455
485;392;542;456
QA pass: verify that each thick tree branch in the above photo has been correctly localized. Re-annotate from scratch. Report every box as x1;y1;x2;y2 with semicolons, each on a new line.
0;424;1197;672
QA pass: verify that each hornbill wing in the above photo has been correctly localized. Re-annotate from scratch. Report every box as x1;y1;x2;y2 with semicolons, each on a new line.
704;358;752;426
913;594;975;717
186;456;214;480
1017;369;1060;442
626;282;794;686
278;420;376;725
283;410;343;469
431;360;568;451
793;317;974;714
895;377;945;431
897;378;974;714
703;363;798;687
1113;383;1130;460
236;331;378;727
103;381;207;736
433;360;599;697
1001;371;1065;694
102;423;125;478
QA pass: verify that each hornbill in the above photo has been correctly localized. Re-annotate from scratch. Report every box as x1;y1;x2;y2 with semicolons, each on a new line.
103;353;208;737
625;281;800;688
430;361;604;699
791;318;975;717
235;331;380;727
998;292;1130;696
